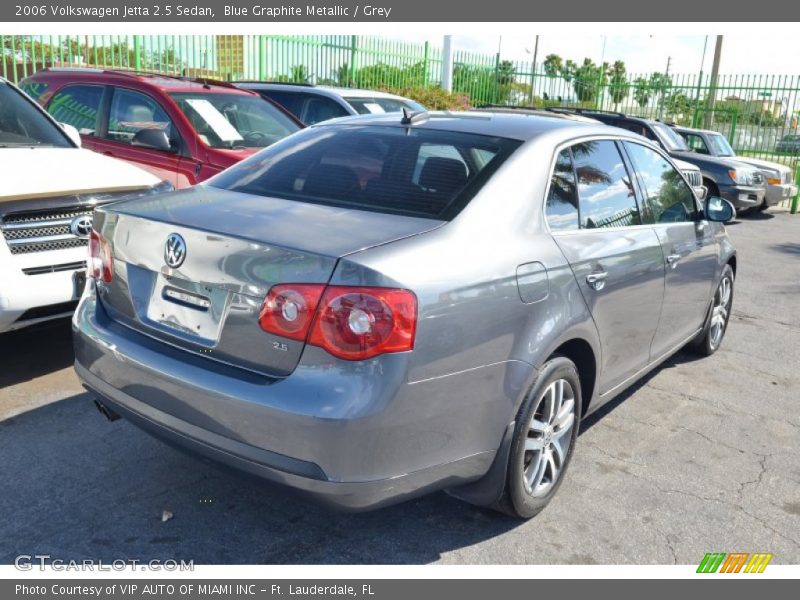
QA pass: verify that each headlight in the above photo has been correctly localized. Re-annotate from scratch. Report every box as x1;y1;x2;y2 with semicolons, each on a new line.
728;169;756;185
767;177;782;186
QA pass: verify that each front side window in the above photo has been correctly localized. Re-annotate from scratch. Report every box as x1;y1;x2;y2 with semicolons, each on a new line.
106;88;174;147
545;149;579;231
707;133;735;157
0;83;71;148
209;125;520;220
625;142;697;224
170;92;300;148
46;84;103;136
573;140;641;229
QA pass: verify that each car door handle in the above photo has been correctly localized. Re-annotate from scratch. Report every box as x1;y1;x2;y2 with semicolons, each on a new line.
666;254;681;268
586;271;608;291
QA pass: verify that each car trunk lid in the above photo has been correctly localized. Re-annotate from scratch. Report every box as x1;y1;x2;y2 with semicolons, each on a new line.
96;186;442;376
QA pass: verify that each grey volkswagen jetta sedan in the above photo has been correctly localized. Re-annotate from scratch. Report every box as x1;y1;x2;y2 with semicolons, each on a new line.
74;110;737;518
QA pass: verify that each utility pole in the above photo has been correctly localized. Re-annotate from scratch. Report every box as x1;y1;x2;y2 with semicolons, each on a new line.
704;35;723;128
441;35;454;92
528;35;539;105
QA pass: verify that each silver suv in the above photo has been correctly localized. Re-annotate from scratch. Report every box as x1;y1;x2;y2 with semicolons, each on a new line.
74;111;736;518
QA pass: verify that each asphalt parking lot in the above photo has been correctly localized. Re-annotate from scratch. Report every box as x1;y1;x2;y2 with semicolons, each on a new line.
1;209;799;565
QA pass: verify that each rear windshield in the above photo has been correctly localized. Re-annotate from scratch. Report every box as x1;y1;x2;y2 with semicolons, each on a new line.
347;97;426;115
208;125;521;219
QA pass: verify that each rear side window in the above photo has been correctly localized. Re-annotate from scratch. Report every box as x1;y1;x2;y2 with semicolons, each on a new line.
545;149;579;231
260;90;306;119
46;84;103;136
303;96;349;124
209;125;521;220
624;142;697;224
573;140;642;229
20;81;48;102
683;133;709;154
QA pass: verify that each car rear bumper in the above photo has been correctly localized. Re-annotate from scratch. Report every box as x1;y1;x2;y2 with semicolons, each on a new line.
73;290;521;510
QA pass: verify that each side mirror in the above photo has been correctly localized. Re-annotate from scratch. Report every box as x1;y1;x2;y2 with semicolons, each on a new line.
61;123;81;147
704;196;736;223
132;128;173;152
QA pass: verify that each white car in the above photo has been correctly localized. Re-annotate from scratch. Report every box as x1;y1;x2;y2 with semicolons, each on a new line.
0;77;169;333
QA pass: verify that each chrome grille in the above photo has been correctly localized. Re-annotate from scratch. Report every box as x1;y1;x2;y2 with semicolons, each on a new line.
682;169;702;187
22;261;87;275
1;206;92;255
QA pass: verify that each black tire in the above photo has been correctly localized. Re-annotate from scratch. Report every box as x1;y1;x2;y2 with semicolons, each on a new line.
689;264;734;356
493;356;582;519
757;200;769;212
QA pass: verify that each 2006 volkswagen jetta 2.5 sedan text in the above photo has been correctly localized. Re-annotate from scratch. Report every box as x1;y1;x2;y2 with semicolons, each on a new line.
74;110;737;518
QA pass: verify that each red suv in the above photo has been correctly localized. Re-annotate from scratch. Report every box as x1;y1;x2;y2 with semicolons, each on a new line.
21;68;303;188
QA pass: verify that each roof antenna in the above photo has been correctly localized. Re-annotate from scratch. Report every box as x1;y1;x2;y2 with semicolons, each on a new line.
401;108;428;126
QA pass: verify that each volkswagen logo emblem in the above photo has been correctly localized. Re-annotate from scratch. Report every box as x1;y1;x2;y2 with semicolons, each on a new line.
69;215;93;239
164;233;187;268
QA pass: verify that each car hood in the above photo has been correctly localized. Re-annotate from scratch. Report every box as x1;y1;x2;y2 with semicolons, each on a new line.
672;158;701;172
0;148;160;202
670;150;748;171
731;156;791;176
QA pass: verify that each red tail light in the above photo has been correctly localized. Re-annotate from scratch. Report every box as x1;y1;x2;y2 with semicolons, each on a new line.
258;284;326;341
260;284;417;360
89;229;113;283
309;286;417;360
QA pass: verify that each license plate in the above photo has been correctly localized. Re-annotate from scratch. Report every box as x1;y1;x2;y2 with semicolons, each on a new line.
73;270;87;298
146;274;228;342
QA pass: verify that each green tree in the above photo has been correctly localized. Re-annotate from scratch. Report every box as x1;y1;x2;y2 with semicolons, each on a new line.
543;54;563;77
572;58;606;103
607;60;630;107
633;77;652;107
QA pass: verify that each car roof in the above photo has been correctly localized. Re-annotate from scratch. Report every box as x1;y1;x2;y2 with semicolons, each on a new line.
234;82;413;101
673;125;723;135
309;110;638;142
26;68;256;95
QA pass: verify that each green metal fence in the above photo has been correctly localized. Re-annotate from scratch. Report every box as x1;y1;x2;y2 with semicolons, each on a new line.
3;34;800;189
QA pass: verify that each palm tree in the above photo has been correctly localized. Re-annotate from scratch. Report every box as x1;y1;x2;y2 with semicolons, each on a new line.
543;54;563;100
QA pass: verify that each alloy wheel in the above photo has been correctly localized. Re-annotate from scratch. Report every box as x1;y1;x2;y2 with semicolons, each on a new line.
523;379;576;498
709;275;732;350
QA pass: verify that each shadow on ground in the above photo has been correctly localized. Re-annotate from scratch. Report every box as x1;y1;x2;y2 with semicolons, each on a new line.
0;346;707;565
0;319;74;387
0;392;522;565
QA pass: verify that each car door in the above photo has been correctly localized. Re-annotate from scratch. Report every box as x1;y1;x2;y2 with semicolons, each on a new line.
623;141;719;358
88;86;187;187
546;140;666;395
